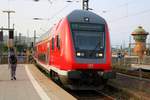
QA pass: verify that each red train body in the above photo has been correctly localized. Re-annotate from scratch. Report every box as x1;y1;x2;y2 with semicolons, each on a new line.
34;10;115;89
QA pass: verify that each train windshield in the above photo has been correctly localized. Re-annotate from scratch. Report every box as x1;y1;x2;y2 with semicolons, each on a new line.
71;23;105;51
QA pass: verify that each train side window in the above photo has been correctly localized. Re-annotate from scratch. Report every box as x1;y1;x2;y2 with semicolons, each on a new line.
56;35;60;49
52;37;54;50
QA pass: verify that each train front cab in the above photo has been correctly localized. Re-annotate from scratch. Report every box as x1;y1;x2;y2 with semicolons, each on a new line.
58;10;116;89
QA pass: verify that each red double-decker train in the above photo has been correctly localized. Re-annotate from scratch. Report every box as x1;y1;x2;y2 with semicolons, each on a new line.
34;10;115;90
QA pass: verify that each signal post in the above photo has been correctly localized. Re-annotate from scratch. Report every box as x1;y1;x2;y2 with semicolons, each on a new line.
0;28;14;48
0;28;14;63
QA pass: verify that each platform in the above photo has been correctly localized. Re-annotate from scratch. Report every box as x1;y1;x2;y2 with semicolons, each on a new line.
0;64;76;100
131;64;150;70
0;64;41;100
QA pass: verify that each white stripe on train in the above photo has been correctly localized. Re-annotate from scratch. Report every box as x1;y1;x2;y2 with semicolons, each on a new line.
35;58;68;76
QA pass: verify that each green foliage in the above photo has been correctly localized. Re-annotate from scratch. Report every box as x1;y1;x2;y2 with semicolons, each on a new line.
0;43;8;53
16;44;27;52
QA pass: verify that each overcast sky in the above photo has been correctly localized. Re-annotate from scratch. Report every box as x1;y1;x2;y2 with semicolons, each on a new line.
0;0;150;47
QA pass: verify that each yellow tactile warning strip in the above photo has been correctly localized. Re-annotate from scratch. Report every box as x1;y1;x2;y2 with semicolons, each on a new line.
26;64;76;100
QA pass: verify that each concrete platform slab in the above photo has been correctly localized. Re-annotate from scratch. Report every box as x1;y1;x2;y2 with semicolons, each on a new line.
131;64;150;70
0;64;41;100
0;64;76;100
27;64;76;100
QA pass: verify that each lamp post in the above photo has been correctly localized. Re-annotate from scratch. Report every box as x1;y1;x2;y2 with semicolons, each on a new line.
2;10;15;29
2;10;15;49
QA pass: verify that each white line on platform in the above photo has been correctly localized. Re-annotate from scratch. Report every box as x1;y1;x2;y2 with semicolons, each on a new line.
25;65;51;100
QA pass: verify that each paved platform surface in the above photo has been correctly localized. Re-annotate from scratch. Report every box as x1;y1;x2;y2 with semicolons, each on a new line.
28;64;76;100
131;64;150;70
0;64;41;100
0;64;76;100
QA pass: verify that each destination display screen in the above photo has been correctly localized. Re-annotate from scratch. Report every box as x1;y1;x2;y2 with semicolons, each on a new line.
71;23;105;32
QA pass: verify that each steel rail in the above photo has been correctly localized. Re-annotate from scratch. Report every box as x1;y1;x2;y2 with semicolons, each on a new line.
95;90;116;100
117;72;150;82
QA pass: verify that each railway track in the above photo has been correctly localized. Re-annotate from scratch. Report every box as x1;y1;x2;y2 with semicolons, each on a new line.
108;72;150;100
64;71;150;100
35;64;136;100
114;67;150;79
117;72;150;82
95;90;116;100
66;84;133;100
35;64;118;99
68;90;116;100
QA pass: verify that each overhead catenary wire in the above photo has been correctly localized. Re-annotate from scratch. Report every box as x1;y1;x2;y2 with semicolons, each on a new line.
109;8;150;23
41;0;80;29
93;0;150;24
95;0;136;15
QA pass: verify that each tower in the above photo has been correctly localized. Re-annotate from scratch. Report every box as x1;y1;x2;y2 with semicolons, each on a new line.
131;26;149;63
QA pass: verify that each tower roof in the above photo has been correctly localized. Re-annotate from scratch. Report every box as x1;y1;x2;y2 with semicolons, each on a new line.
132;26;148;35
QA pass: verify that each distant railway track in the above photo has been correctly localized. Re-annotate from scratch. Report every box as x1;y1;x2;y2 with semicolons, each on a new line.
117;72;150;82
108;72;150;100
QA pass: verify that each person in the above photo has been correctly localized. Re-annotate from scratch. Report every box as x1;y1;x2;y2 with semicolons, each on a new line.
8;48;17;80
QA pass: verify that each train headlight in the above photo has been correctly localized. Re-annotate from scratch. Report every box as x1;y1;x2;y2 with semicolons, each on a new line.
96;53;103;57
77;52;81;56
76;52;85;57
98;53;103;57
